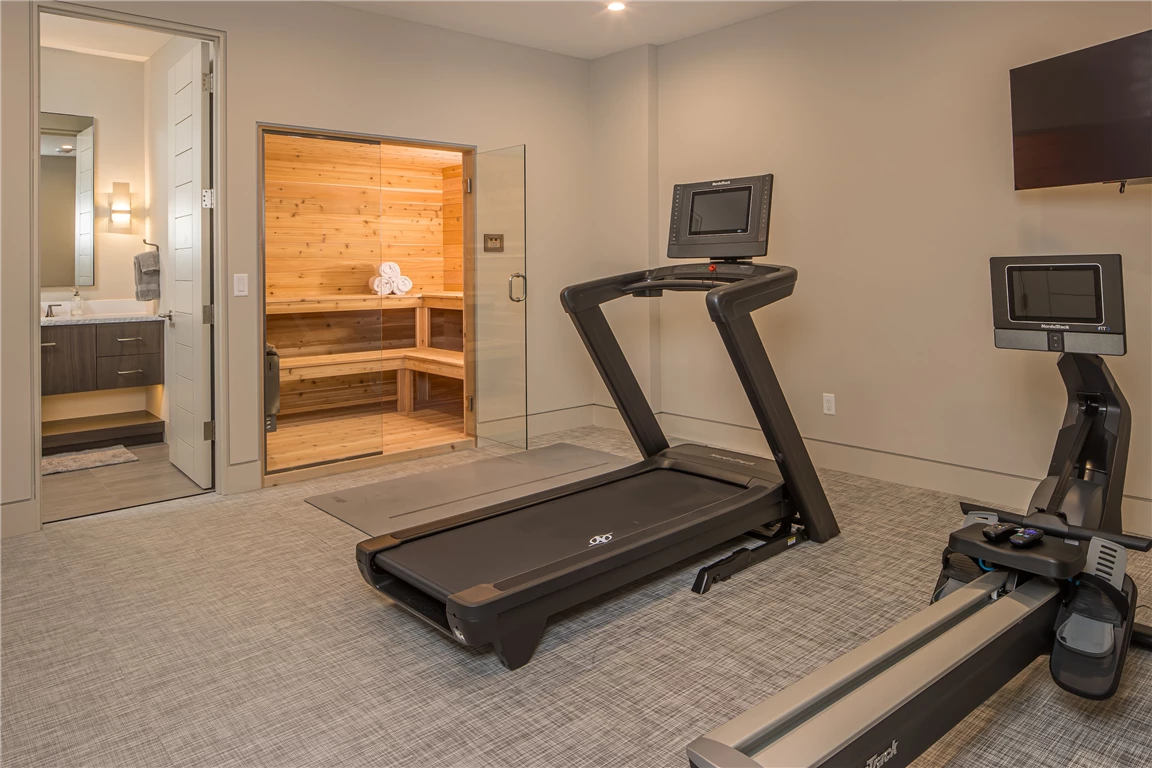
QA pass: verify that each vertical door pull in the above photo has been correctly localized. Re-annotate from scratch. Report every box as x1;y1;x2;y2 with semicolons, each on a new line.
508;273;527;303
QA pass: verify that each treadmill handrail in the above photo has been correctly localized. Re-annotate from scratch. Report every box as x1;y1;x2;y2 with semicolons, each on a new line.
705;268;798;323
560;263;839;543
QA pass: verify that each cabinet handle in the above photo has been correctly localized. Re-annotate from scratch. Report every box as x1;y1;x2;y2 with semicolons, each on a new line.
41;342;56;347
117;369;144;375
117;337;143;342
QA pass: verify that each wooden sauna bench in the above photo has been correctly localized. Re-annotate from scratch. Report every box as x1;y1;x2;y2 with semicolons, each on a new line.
269;290;465;410
265;291;464;314
279;347;463;382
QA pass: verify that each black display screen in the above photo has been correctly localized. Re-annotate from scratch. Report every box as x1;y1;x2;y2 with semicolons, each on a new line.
688;187;752;236
1007;265;1103;324
1010;31;1152;190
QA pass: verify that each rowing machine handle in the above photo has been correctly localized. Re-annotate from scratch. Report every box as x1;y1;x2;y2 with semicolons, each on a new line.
992;510;1152;552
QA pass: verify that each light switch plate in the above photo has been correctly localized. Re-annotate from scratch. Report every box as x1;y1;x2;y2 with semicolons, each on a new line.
234;273;249;297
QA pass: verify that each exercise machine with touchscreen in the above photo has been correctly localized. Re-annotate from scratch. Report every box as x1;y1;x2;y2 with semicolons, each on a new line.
688;253;1150;768
356;174;840;669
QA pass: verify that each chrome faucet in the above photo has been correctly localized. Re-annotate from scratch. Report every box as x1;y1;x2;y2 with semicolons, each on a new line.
45;304;63;318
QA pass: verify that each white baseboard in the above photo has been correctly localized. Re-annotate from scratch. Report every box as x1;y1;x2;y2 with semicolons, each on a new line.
592;402;629;431
1;497;40;538
652;410;1152;536
529;405;594;437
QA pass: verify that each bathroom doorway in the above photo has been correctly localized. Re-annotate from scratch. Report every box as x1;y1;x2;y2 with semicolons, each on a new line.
259;127;528;482
35;10;219;521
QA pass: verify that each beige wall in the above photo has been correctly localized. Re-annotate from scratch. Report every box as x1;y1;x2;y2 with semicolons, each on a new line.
1;1;38;533
39;47;145;299
3;1;598;532
655;2;1151;531
587;45;661;417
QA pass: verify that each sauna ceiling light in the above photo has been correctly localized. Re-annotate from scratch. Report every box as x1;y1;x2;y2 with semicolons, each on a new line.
608;2;626;10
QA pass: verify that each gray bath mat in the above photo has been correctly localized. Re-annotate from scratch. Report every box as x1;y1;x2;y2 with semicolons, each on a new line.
41;445;139;475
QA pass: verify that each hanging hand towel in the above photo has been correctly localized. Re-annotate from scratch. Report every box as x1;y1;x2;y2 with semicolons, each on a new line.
379;261;401;279
134;251;161;301
393;275;413;296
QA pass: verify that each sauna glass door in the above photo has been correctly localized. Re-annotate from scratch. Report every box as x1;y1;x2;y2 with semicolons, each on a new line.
473;145;527;449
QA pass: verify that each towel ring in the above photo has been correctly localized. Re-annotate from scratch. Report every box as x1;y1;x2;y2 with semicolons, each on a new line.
143;239;160;254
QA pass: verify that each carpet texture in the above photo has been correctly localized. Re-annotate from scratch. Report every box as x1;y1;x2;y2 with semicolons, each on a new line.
40;445;139;476
2;426;1149;768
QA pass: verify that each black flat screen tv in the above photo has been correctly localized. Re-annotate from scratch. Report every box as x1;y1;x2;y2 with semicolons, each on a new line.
1010;30;1152;190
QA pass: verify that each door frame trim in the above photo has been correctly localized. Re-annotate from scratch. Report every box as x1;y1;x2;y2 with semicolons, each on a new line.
255;122;477;480
29;2;229;523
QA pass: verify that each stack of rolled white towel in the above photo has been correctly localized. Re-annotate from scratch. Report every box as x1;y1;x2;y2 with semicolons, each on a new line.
369;262;414;297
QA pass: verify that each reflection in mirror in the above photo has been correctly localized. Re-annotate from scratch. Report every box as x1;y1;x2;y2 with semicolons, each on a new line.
40;112;95;287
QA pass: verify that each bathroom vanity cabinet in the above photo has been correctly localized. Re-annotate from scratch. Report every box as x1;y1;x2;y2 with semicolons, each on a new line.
41;319;164;395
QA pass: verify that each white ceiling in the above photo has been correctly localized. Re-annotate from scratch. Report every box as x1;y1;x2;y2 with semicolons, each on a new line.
337;1;797;60
40;14;173;62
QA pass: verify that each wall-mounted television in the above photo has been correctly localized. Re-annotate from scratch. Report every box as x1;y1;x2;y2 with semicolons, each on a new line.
1010;30;1152;190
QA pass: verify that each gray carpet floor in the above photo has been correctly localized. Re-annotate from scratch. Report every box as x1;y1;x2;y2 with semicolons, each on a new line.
2;426;1149;768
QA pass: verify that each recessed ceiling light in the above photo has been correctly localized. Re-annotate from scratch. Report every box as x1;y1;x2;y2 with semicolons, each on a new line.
61;145;73;150
608;2;626;11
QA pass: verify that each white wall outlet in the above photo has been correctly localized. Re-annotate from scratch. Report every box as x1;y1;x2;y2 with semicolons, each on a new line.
822;393;836;415
233;273;249;297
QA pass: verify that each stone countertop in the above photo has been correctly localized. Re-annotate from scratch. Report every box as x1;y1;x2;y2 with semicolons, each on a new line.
41;314;165;327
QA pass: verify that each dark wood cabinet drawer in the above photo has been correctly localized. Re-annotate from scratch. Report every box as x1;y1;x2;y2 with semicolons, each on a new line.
97;353;163;390
41;325;97;396
96;322;163;357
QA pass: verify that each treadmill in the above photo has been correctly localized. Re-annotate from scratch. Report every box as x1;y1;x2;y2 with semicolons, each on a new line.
687;254;1151;768
357;173;840;669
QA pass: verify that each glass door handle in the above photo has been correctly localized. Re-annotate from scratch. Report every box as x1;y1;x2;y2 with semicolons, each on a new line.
508;273;527;303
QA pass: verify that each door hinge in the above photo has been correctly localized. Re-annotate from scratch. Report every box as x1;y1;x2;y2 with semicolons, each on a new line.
466;395;474;413
201;189;215;208
202;72;214;93
202;304;215;324
465;177;473;194
203;420;216;441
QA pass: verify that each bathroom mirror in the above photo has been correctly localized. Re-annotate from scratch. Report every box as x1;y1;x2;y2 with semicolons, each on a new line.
39;112;95;287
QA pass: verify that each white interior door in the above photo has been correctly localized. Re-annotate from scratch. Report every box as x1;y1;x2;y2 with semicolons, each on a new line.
74;125;93;284
166;43;213;488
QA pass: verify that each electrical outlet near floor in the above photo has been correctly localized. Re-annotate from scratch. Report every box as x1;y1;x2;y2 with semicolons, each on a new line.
822;393;836;415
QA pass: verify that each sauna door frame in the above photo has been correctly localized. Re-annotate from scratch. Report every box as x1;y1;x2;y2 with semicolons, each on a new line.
256;124;478;478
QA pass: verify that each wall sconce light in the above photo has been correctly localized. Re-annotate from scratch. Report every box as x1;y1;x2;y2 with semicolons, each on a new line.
110;182;132;228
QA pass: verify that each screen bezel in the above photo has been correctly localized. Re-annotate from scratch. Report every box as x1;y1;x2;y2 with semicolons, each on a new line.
989;254;1125;335
686;186;754;237
1005;264;1104;325
667;174;773;260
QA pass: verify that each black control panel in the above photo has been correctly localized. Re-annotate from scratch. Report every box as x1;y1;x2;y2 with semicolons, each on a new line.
667;174;774;261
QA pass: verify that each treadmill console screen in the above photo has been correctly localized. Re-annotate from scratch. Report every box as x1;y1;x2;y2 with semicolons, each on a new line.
688;187;753;236
668;174;773;260
990;254;1125;355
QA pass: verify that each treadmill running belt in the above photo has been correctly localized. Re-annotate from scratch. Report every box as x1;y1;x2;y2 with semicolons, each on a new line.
377;469;745;598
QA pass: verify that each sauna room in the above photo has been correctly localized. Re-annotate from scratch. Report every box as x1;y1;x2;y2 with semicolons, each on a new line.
261;131;471;478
